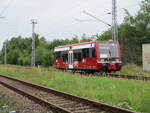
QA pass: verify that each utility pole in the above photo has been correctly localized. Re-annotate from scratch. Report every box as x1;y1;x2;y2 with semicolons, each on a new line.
31;19;37;67
112;0;118;41
4;42;7;64
0;17;6;64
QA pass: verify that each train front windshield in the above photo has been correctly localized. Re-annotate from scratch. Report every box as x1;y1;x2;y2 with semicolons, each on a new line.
99;42;119;58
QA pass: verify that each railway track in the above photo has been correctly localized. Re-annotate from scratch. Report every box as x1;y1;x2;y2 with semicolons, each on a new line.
57;69;150;82
0;74;137;113
104;73;150;81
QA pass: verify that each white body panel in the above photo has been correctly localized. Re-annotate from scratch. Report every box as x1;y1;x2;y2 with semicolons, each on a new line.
68;51;73;69
54;43;94;52
54;47;70;52
72;44;93;50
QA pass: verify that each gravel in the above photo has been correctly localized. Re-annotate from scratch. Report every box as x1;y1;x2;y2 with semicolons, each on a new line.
0;76;107;113
0;84;54;113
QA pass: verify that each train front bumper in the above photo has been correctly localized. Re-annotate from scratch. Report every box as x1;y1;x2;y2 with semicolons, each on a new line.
98;60;122;71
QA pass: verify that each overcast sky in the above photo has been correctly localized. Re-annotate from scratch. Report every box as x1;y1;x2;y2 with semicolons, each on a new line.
0;0;142;49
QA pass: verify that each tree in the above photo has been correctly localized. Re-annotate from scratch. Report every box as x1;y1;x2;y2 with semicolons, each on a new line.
96;0;150;65
97;30;112;41
80;34;92;42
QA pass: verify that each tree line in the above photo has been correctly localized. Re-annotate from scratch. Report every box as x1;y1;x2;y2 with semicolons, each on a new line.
0;34;93;67
0;0;149;66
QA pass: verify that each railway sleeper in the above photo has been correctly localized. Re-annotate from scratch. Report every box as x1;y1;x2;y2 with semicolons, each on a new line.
61;105;97;112
57;102;76;106
47;96;69;101
63;105;90;110
70;106;93;111
75;108;105;113
50;99;73;104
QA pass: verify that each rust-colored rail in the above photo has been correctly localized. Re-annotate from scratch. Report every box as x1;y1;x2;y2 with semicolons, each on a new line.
105;73;150;81
57;69;150;81
0;74;137;113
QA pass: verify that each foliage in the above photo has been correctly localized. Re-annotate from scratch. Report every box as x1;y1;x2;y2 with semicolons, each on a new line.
0;34;93;66
116;63;150;76
0;94;15;112
96;29;112;41
121;0;150;65
97;0;150;65
0;35;54;67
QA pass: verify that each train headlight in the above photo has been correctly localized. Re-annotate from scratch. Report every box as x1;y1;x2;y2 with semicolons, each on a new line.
116;59;122;63
116;59;119;62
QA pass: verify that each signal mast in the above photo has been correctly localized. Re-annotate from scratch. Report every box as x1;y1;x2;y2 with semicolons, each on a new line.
77;0;118;41
112;0;118;41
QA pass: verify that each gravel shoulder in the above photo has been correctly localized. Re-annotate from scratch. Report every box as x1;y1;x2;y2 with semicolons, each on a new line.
0;84;53;113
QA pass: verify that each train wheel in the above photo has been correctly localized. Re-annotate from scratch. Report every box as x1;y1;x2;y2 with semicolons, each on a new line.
72;70;76;74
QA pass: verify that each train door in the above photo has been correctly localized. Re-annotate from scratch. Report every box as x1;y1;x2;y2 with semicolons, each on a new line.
68;51;73;69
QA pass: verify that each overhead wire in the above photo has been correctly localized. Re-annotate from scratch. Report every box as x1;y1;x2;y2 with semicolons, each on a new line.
43;2;140;39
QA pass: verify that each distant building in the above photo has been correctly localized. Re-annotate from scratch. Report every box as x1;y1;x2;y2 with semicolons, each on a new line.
142;43;150;71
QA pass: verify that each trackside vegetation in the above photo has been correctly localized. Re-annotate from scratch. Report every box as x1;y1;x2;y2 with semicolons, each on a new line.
0;94;14;113
0;0;150;66
116;64;150;76
0;65;149;113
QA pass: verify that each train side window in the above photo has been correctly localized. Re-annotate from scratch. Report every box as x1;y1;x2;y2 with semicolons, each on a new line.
55;52;61;59
62;53;68;62
74;52;81;61
78;53;82;61
92;48;96;58
66;54;68;61
73;53;77;61
82;48;89;58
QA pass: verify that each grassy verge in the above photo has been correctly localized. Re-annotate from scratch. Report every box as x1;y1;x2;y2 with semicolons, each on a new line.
116;64;150;76
0;65;149;113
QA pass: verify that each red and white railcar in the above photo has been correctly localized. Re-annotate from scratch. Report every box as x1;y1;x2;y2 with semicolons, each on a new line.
54;40;122;72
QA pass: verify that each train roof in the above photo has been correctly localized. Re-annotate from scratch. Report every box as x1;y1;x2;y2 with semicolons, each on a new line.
55;40;117;48
54;40;118;52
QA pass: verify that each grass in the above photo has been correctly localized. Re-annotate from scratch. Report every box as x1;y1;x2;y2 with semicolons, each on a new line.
116;64;150;76
0;94;14;113
0;64;150;113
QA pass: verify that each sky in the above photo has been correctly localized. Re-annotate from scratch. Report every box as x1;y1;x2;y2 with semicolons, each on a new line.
0;0;142;49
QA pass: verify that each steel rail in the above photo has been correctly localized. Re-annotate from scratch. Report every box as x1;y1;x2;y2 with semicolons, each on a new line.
105;73;150;81
57;69;150;81
0;77;72;113
0;74;137;113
